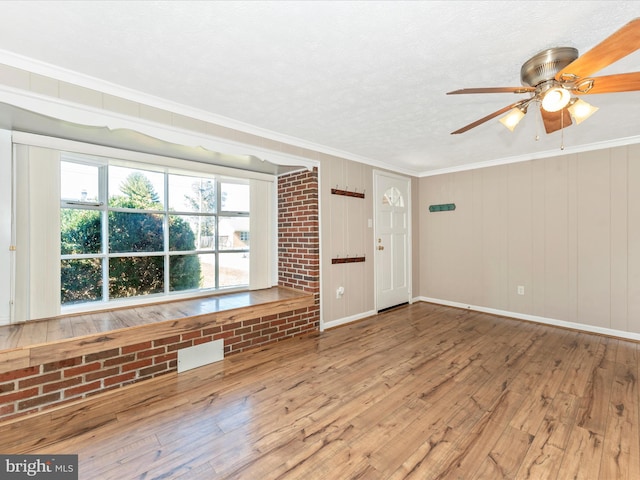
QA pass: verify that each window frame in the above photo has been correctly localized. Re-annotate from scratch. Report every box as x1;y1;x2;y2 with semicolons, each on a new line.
60;154;252;311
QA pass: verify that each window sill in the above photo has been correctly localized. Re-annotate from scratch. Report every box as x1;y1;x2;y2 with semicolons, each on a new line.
0;286;314;372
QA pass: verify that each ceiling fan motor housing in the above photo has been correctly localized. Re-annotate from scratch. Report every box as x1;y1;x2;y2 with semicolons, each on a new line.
520;47;579;87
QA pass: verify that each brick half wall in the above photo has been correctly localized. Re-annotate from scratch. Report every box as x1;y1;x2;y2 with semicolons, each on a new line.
0;168;321;422
0;304;318;421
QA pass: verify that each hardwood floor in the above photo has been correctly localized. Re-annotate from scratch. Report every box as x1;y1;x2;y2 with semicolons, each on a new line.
2;302;639;479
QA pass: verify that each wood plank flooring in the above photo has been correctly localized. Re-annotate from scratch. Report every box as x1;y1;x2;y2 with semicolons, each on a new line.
2;301;639;479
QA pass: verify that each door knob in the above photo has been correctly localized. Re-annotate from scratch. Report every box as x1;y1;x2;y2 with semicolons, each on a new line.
378;245;384;251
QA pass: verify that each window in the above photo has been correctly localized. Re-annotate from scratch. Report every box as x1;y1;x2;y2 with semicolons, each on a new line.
60;156;250;308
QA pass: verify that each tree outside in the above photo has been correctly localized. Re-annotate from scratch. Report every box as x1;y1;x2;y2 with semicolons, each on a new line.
61;172;202;304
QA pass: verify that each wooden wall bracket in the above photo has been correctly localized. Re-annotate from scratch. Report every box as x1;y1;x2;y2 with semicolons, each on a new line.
332;256;366;264
331;188;365;199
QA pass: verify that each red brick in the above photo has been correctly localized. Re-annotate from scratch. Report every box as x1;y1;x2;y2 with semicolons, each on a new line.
85;348;120;362
270;331;287;341
122;341;152;354
181;331;202;341
0;382;15;394
243;317;266;326
18;392;61;411
242;331;261;341
64;381;101;398
167;340;193;352
121;359;153;372
235;326;251;335
139;363;169;377
230;341;252;351
64;362;101;378
154;353;177;364
0;387;38;403
0;404;15;416
42;377;82;394
154;335;181;347
103;372;136;387
213;331;234;341
18;371;61;389
0;366;40;383
136;347;166;359
194;336;213;346
203;326;222;336
104;354;135;367
42;357;82;372
86;367;120;382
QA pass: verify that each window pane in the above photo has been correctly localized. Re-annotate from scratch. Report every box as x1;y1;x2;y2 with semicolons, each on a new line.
61;258;102;305
219;252;249;287
168;174;216;213
169;215;216;251
109;256;164;298
109;166;164;210
169;254;215;291
218;216;249;250
109;212;164;253
61;208;102;254
61;161;100;202
221;182;249;212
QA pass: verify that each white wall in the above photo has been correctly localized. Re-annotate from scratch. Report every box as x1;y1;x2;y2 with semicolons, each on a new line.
0;129;11;325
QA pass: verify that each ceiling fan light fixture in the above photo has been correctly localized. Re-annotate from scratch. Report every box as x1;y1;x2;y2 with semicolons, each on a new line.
568;98;599;124
541;86;571;112
499;107;526;131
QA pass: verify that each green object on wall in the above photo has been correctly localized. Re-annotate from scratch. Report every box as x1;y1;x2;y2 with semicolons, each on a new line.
429;203;456;212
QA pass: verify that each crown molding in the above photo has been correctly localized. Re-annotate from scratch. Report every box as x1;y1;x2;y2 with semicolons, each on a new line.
0;82;323;174
418;134;640;177
0;49;421;176
5;49;634;179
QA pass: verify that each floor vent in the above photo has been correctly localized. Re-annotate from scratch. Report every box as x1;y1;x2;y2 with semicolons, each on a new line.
177;339;224;373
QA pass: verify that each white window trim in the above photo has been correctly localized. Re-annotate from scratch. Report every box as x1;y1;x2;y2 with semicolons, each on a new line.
11;134;277;322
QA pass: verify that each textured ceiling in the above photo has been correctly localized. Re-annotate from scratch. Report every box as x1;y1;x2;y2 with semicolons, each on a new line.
0;1;639;175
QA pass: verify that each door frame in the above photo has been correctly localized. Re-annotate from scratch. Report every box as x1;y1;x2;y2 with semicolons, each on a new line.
373;169;412;311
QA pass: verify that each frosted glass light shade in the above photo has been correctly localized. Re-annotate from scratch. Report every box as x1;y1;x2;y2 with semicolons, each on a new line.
568;99;599;124
541;87;571;112
499;108;525;131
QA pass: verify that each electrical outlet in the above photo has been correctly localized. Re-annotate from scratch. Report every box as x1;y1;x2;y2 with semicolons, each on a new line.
517;285;525;295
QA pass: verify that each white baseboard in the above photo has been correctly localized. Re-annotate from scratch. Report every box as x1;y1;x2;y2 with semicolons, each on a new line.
415;296;640;342
322;309;377;331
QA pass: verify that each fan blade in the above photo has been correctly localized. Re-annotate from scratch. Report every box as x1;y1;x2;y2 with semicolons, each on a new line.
540;108;572;134
556;17;640;80
447;87;535;95
451;101;527;134
576;72;640;94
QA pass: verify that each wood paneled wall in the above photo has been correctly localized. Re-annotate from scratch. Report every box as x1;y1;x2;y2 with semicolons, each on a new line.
420;144;640;335
320;155;375;325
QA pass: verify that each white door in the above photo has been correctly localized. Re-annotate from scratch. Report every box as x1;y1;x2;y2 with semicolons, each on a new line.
374;171;411;311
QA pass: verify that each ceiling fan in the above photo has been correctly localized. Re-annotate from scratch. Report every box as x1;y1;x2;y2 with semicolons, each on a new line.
448;17;640;135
